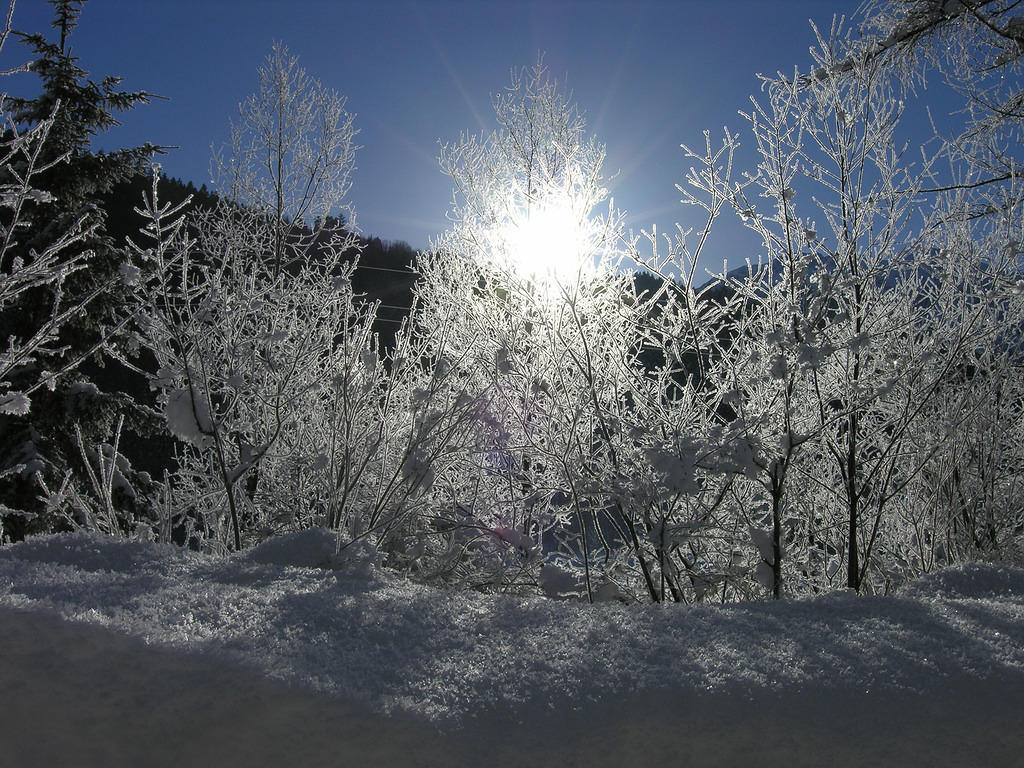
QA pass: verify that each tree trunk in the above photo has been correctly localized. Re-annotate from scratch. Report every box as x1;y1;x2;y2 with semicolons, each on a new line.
846;411;860;591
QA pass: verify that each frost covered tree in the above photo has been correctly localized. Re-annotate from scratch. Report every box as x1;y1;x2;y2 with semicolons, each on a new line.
412;59;734;602
129;181;329;550
0;0;158;539
844;0;1023;197
813;4;1024;584
848;0;1024;556
416;59;625;597
130;179;484;556
675;9;1023;594
213;42;358;276
130;45;364;551
130;46;505;558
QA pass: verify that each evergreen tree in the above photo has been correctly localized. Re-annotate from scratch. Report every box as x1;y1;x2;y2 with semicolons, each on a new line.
0;0;160;538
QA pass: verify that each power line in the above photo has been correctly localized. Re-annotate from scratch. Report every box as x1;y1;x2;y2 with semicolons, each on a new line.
351;264;417;275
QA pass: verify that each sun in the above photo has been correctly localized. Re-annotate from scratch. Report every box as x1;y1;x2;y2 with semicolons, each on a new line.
495;189;598;287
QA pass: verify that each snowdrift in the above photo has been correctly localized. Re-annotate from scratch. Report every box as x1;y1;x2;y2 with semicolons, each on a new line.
1;530;1022;767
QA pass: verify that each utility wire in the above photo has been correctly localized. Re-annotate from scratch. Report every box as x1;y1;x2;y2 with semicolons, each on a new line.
350;264;417;275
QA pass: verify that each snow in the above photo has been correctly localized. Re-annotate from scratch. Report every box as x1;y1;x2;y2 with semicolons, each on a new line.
0;391;31;416
1;531;1023;767
163;386;212;447
243;526;347;569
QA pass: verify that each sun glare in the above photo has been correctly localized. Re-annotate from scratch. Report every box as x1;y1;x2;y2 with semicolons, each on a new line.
496;192;596;287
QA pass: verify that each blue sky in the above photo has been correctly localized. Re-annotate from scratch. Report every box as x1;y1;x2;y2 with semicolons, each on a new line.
4;0;893;271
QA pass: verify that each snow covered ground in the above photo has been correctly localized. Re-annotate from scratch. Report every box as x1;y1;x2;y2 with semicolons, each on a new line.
1;529;1023;767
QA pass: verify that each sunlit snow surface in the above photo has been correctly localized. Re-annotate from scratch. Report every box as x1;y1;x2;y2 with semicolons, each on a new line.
2;530;1023;767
